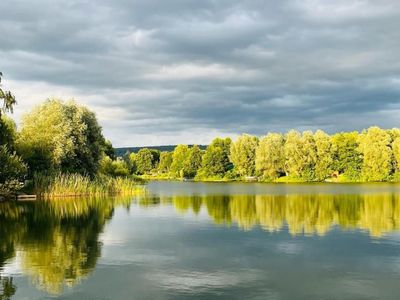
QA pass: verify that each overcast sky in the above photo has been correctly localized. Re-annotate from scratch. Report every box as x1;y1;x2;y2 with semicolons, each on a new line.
1;0;400;147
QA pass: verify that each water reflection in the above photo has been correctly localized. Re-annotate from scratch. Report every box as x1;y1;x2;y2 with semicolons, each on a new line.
0;197;132;295
1;189;400;297
139;193;400;237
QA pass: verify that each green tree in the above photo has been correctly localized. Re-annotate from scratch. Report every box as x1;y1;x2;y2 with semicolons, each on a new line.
284;130;317;180
230;134;258;177
0;73;27;196
284;130;304;178
314;130;334;181
197;138;232;178
182;145;203;178
393;138;400;173
135;148;153;175
256;133;285;180
170;145;189;178
357;127;392;182
332;131;361;180
17;99;106;177
0;72;16;119
103;140;116;160
158;151;173;174
0;116;17;150
149;149;160;170
0;146;27;196
99;156;130;177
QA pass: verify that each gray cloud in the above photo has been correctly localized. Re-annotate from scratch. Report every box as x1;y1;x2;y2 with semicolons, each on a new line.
1;0;400;146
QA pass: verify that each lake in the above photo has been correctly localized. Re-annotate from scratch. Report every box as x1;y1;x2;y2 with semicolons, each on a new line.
1;181;400;299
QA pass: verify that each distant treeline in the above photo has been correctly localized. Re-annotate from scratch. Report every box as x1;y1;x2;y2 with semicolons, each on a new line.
116;128;400;182
115;145;207;157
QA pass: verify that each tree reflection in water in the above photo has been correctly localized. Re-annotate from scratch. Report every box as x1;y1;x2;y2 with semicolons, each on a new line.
0;196;132;295
139;193;400;237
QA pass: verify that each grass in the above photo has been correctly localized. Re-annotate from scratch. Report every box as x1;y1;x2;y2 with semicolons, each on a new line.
32;173;145;198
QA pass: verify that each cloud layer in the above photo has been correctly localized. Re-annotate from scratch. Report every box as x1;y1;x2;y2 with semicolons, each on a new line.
1;0;400;146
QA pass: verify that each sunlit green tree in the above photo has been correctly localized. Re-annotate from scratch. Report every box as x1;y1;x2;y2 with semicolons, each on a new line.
332;131;361;180
256;133;285;180
314;130;334;181
182;145;203;178
197;138;232;178
135;148;153;175
170;145;189;178
357;127;392;181
17;99;106;177
230;134;258;177
158;151;173;174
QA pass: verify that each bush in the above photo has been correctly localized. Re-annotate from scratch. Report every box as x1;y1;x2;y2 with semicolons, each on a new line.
0;146;27;196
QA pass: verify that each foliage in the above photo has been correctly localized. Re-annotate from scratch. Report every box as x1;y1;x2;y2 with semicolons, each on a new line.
170;145;190;178
99;156;130;177
229;134;258;177
0;116;17;150
17;99;106;177
135;148;154;174
332;131;362;180
0;72;16;119
197;138;232;178
314;130;334;181
357;126;392;182
182;145;203;178
0;146;27;196
256;133;285;180
158;151;173;173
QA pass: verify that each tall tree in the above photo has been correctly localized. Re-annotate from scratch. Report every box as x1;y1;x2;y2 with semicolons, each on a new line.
357;127;392;181
17;99;106;177
170;145;189;178
158;151;173;174
135;148;153;175
331;131;361;180
198;138;232;178
230;134;258;177
182;145;203;178
314;130;334;181
284;130;304;178
255;133;285;180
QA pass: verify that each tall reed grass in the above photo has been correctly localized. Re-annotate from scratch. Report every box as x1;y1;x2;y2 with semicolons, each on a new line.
32;173;145;198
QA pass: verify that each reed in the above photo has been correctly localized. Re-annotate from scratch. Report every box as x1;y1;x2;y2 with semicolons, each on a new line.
32;173;145;198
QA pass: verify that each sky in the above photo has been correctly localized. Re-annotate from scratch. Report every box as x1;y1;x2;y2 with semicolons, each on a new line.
1;0;400;147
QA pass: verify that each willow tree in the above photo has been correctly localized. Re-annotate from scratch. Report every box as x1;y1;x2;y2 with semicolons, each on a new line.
17;99;106;177
314;130;334;181
284;130;303;177
301;131;317;180
255;133;285;180
331;131;361;180
357;127;392;182
230;134;258;177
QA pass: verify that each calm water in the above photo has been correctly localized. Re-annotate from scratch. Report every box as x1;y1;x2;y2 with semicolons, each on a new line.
2;182;400;299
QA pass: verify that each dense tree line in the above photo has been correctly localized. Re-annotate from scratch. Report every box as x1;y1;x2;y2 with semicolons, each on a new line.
127;127;400;182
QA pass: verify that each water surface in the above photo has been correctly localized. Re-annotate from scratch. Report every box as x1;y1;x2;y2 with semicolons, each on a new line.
1;182;400;299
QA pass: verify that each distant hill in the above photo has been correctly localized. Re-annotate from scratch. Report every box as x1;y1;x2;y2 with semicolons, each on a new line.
114;145;207;157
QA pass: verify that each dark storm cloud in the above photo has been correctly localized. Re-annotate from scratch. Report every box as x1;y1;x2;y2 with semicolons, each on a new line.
1;0;400;146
